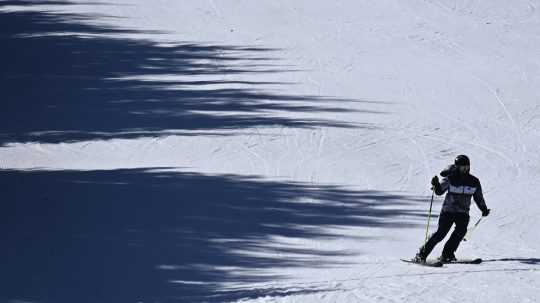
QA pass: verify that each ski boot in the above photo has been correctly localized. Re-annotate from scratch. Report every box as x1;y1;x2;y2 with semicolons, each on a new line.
413;253;427;263
439;254;457;263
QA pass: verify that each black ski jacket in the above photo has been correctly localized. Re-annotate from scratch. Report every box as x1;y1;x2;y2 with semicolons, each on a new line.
433;166;489;214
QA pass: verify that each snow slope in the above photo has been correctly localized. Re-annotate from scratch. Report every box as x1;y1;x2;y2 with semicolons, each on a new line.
1;0;539;302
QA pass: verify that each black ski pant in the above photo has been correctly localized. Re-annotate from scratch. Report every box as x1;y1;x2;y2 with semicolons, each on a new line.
420;212;469;258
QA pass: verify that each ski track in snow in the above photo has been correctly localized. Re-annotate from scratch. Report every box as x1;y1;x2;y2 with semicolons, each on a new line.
471;74;527;153
228;261;540;302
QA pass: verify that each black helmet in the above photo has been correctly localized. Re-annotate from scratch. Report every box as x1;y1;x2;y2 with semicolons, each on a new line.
454;155;470;166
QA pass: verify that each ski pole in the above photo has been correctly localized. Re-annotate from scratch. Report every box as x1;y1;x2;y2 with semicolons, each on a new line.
424;189;435;246
463;217;483;241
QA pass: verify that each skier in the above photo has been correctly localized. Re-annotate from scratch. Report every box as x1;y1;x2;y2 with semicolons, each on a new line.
415;155;490;263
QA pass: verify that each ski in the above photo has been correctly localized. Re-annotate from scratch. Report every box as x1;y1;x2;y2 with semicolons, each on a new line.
442;258;482;264
401;259;444;267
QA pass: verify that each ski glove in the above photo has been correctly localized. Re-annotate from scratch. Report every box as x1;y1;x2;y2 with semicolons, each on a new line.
482;208;490;217
440;164;457;177
431;176;440;186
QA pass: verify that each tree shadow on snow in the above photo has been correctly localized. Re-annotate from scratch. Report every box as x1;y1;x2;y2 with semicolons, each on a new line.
1;2;402;302
0;0;384;147
0;168;426;303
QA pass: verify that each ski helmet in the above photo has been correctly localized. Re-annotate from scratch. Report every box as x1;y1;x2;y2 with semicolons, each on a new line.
454;155;470;166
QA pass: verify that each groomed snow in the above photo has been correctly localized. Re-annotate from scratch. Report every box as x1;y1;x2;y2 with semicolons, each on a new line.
1;1;539;302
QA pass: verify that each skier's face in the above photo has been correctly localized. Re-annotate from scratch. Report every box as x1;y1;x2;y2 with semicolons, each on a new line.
457;165;470;174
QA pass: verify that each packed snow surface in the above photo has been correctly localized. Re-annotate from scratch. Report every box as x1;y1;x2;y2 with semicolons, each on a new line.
1;0;540;302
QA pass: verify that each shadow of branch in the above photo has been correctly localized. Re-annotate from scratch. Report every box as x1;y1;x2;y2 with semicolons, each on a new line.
1;167;425;302
1;1;387;146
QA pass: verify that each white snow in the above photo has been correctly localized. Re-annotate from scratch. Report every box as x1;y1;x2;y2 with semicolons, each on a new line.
2;0;539;302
